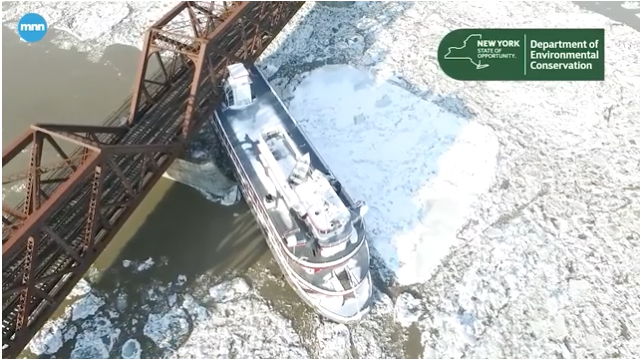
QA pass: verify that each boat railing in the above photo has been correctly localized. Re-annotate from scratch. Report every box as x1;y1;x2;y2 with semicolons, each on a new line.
295;266;369;297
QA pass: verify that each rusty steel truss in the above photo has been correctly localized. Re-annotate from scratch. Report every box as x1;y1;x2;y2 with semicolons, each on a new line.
1;2;304;357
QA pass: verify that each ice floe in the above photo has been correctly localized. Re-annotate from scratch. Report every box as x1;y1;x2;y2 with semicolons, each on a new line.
120;257;156;271
28;316;67;355
176;274;188;286
208;277;251;303
316;323;352;359
181;294;208;323
349;325;386;359
172;278;310;359
66;278;92;299
71;292;106;321
71;315;121;359
136;257;155;271
143;307;191;350
120;339;142;359
394;292;423;328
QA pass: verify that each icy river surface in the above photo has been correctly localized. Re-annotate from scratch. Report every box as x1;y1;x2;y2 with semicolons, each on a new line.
2;1;640;358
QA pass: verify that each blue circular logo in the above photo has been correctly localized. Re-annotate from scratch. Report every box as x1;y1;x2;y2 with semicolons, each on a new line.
17;13;48;43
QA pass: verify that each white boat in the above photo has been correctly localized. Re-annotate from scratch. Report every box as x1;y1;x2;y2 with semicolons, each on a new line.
210;63;373;323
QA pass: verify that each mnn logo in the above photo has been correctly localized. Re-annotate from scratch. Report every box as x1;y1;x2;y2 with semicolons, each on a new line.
17;13;48;43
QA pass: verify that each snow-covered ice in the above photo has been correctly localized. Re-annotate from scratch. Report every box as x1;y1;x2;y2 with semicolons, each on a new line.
143;307;191;350
181;294;208;322
394;292;423;328
289;64;499;285
71;316;121;359
28;316;67;355
66;278;91;299
316;323;352;359
208;277;251;302
71;292;105;321
173;281;310;359
349;325;385;359
136;257;154;271
120;339;142;359
121;257;155;271
176;274;188;286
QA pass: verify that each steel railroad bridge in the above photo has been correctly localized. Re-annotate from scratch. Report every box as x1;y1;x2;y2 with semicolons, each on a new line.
1;2;304;357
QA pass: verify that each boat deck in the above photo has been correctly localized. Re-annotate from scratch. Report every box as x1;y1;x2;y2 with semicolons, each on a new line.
213;64;367;267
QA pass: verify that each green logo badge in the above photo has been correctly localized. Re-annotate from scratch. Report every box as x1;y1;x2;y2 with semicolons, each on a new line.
438;29;604;81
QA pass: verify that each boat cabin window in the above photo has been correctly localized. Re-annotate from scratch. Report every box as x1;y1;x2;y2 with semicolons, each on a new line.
224;81;234;107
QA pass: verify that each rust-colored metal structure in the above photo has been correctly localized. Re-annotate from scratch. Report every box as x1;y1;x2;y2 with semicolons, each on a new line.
1;2;304;357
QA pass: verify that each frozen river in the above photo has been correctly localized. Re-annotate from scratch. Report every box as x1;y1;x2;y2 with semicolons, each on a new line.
2;1;639;358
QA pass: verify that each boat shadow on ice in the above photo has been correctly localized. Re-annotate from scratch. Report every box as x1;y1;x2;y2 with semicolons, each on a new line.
163;124;241;205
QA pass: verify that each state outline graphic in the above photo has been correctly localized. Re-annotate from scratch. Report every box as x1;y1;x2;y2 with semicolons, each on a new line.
443;34;490;70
